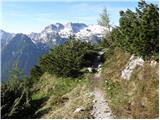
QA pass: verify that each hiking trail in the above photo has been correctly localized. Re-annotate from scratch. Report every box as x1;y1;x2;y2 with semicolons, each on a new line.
90;51;114;119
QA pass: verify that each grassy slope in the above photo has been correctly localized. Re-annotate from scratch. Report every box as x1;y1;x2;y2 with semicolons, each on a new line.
29;47;158;119
31;72;94;119
102;47;159;119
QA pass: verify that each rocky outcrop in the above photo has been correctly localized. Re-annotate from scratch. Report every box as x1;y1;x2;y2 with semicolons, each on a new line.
121;55;144;80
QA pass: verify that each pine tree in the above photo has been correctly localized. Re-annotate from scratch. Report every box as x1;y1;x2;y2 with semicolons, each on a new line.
98;8;110;29
98;8;115;49
112;1;159;60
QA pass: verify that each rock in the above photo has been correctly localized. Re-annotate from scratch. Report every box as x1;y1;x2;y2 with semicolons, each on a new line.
93;100;97;103
98;64;102;69
98;51;105;55
150;60;157;67
121;55;144;80
74;107;85;113
87;67;93;72
141;97;147;107
97;67;102;72
129;55;135;60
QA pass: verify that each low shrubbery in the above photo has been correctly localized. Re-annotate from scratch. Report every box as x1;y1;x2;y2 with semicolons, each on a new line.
31;37;99;79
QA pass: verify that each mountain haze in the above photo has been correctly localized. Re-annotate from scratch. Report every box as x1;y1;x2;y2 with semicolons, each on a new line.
1;34;49;80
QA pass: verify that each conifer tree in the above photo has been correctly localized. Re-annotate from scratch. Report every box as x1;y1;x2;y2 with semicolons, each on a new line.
98;8;110;29
112;1;159;60
98;8;115;48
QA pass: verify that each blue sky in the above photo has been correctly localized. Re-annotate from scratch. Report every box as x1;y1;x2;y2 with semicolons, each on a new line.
1;0;158;34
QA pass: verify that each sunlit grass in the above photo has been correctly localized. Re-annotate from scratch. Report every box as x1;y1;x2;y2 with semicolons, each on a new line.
102;47;159;118
31;72;93;118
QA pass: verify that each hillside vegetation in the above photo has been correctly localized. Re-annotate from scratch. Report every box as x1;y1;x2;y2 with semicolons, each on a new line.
102;48;159;118
99;1;159;118
31;73;93;118
1;1;159;119
1;38;97;119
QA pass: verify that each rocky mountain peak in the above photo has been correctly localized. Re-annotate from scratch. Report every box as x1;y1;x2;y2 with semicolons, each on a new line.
42;23;64;33
64;22;87;33
43;24;57;33
1;30;15;49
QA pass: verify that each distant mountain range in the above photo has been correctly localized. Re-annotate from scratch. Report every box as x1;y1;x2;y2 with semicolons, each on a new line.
1;22;106;80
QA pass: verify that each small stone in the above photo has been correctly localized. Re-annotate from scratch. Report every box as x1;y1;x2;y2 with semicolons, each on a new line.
74;107;85;113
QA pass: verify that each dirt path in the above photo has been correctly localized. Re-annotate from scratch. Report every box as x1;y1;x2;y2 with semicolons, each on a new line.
91;71;114;119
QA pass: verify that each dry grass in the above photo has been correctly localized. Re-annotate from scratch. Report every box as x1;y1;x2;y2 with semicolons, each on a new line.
41;84;93;119
31;72;93;119
129;63;159;118
102;47;159;119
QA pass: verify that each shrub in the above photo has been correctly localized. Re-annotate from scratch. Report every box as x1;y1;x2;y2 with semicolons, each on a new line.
39;37;98;77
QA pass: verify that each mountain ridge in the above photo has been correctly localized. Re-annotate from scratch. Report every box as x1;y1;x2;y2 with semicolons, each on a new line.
28;22;106;47
1;22;106;49
1;22;106;80
1;33;49;80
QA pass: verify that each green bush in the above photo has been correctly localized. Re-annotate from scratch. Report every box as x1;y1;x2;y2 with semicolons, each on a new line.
39;37;98;77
